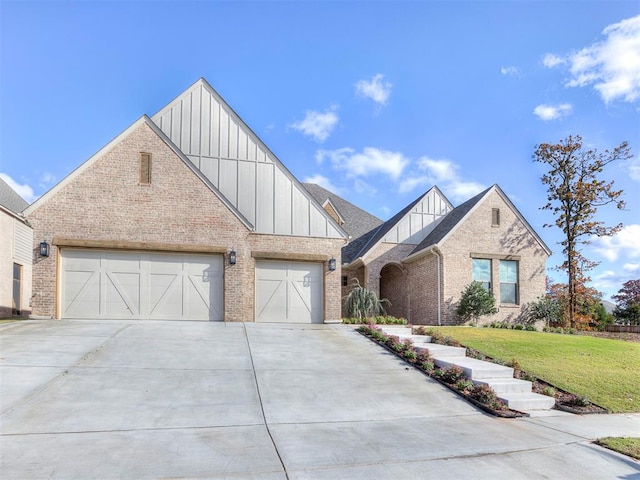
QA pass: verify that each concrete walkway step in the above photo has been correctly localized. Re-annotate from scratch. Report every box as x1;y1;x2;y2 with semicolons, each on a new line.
379;326;413;336
473;378;533;395
435;357;514;380
392;334;432;343
499;392;556;411
414;343;467;358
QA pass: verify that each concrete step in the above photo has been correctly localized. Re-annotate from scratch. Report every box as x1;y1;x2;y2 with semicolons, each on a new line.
473;378;533;395
379;326;413;336
499;392;556;411
393;334;432;343
414;343;467;358
435;357;514;380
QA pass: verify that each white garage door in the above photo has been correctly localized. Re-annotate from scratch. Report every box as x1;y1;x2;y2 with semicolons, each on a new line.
255;261;323;323
61;250;223;320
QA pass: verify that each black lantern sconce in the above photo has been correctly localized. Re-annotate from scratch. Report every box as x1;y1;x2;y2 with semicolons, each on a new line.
39;240;50;258
328;257;336;271
228;249;237;266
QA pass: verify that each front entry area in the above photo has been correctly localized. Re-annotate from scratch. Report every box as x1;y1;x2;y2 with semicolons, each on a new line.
60;249;223;320
255;260;323;323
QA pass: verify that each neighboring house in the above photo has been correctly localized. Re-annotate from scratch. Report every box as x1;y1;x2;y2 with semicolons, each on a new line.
25;78;346;323
0;178;33;318
306;183;551;325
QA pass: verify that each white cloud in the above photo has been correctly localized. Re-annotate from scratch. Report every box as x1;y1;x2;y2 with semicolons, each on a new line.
303;174;342;195
548;15;640;103
500;66;519;76
290;105;339;142
533;103;573;121
39;172;56;189
627;158;640;182
592;224;640;261
406;157;485;202
354;178;377;195
398;175;431;194
542;53;566;68
316;147;409;180
623;263;640;272
0;172;37;203
355;74;392;106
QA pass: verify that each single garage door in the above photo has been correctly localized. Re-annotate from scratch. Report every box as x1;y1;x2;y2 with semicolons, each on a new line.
255;260;323;323
61;249;223;320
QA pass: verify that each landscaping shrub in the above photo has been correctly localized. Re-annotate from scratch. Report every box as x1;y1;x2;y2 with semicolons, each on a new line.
456;379;474;393
442;335;461;347
415;350;433;364
403;349;417;361
421;361;435;373
343;315;408;325
469;384;507;411
572;395;591;407
542;386;556;397
439;365;465;384
343;279;390;319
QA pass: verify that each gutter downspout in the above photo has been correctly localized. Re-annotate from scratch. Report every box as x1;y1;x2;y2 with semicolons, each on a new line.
433;247;442;326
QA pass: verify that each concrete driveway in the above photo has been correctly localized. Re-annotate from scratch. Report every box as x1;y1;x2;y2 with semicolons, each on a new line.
1;320;638;479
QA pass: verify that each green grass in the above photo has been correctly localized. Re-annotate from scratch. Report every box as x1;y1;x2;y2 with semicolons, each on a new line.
429;327;640;413
596;437;640;460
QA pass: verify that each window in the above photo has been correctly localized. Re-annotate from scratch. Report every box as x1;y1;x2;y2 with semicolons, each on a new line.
12;263;21;315
139;152;151;184
341;276;348;287
472;259;491;291
500;260;518;304
492;208;500;226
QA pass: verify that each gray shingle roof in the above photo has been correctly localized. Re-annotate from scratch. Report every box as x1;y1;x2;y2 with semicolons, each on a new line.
0;177;29;214
302;183;383;240
303;183;385;264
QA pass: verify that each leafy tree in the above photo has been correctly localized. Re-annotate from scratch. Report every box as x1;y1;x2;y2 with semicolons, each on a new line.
343;279;390;319
456;281;498;326
612;279;640;325
534;135;630;328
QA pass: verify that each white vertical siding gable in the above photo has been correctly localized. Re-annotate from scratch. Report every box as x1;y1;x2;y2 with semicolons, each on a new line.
151;79;345;239
383;188;453;245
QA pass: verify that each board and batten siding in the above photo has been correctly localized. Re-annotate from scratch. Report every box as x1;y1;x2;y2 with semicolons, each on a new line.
383;188;452;245
152;79;343;239
13;220;33;265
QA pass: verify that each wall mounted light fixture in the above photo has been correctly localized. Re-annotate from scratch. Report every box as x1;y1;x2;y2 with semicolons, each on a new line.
39;241;50;257
328;257;336;271
229;249;237;265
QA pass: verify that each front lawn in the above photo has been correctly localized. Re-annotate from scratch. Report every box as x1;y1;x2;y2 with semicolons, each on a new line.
596;437;640;460
428;327;640;413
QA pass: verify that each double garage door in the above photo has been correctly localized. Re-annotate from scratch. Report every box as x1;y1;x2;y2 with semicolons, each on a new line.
61;251;324;323
61;249;223;321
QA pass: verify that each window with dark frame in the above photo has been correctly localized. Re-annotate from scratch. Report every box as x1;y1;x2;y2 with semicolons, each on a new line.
139;152;152;184
472;258;491;292
341;275;348;287
499;260;518;304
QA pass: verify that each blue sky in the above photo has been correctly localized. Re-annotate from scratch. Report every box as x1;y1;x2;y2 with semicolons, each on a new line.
1;1;639;301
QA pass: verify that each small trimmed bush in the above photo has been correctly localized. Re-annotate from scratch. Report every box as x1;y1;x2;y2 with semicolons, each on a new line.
542;386;556;397
439;365;466;384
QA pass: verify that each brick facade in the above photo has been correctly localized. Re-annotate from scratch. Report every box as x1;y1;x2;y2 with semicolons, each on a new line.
27;121;343;322
403;189;548;325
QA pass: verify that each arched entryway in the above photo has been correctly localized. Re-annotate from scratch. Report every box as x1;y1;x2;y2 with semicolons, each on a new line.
380;263;408;319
